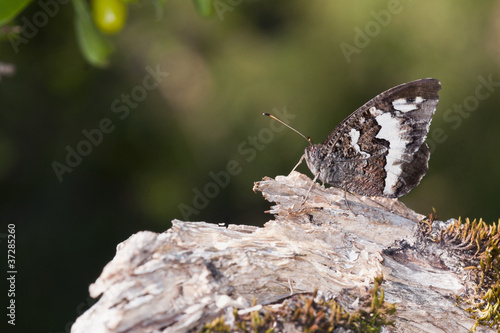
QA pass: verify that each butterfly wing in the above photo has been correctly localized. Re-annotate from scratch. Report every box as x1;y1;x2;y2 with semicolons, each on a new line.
306;78;441;198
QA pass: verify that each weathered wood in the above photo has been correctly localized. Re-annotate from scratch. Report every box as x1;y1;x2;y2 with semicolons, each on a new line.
71;172;495;333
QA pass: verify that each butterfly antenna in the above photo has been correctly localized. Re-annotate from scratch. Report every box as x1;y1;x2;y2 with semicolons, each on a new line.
263;113;312;145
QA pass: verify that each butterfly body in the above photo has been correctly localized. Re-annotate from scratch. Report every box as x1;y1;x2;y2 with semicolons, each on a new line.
302;78;441;198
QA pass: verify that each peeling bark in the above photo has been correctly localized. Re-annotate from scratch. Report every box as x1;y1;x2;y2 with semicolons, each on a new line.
71;172;495;333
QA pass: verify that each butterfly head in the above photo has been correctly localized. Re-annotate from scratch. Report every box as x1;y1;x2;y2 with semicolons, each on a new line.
304;144;326;178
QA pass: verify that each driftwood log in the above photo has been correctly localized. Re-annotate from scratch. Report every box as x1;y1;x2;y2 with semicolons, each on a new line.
71;172;496;333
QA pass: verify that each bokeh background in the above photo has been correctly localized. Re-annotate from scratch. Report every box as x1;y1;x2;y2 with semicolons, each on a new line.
1;1;500;332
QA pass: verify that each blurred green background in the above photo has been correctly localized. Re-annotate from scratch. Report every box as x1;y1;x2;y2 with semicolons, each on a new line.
1;0;500;332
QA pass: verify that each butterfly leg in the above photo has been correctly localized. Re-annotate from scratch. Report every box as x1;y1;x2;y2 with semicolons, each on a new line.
290;154;305;174
343;183;357;216
301;172;319;204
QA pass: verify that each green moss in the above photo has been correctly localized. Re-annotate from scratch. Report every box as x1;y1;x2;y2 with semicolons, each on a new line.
199;316;231;333
199;276;395;333
423;216;500;332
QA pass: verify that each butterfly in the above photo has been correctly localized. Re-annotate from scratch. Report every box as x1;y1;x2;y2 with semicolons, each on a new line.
266;78;441;198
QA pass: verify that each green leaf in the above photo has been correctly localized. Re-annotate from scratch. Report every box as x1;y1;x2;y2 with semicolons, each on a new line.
72;0;112;67
0;0;33;26
192;0;213;17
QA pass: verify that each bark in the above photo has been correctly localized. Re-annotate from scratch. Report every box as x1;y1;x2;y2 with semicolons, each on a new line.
71;172;495;333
